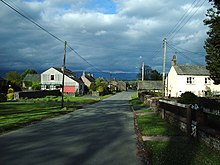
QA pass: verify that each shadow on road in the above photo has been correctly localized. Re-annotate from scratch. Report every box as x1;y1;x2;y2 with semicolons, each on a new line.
0;92;140;165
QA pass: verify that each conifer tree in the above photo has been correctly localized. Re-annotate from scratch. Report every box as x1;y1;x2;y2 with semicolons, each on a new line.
204;0;220;84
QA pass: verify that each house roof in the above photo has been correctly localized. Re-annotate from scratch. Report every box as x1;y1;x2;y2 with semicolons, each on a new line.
84;74;95;82
52;67;83;84
138;81;163;90
23;74;40;82
173;65;210;76
53;67;76;78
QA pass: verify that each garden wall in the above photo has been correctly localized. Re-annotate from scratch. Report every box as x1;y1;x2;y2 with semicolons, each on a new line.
14;90;61;99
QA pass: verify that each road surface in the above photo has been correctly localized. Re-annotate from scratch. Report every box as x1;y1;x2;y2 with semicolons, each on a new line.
0;91;141;165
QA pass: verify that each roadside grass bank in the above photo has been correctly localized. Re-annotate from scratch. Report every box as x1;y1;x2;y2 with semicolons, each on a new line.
0;96;103;134
131;94;220;165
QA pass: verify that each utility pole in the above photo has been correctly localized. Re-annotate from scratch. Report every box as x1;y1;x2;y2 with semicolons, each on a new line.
142;62;145;81
162;38;167;97
61;41;67;108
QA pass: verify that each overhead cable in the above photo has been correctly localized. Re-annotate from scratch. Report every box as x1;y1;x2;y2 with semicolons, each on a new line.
0;0;103;73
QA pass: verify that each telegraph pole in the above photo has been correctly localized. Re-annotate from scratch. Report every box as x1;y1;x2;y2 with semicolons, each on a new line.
162;38;167;97
61;41;67;108
141;62;145;81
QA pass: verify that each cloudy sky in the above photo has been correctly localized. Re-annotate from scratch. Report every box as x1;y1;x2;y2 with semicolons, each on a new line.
0;0;213;76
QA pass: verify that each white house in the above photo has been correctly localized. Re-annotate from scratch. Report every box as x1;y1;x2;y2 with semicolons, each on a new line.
166;56;220;97
81;72;95;88
41;67;84;94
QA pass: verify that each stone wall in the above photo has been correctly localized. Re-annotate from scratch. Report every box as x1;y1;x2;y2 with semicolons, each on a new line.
142;96;220;151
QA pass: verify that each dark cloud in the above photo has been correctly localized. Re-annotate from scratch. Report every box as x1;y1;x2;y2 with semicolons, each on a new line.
0;0;213;75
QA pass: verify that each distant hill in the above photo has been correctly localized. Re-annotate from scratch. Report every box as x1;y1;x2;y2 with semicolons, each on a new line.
0;69;137;81
76;71;137;81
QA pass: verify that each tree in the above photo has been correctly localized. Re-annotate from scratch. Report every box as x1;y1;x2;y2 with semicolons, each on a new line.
208;0;220;10
137;65;162;80
151;69;162;80
32;82;41;90
4;71;22;86
21;68;37;80
89;82;96;92
204;1;220;84
95;78;109;94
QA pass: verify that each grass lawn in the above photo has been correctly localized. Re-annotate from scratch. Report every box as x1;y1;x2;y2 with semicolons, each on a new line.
0;96;100;134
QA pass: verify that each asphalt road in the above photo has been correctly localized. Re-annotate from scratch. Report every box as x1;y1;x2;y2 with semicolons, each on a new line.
0;91;141;165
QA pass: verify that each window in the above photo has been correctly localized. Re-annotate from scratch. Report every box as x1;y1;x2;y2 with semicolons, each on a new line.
205;77;211;84
50;75;55;80
187;77;195;84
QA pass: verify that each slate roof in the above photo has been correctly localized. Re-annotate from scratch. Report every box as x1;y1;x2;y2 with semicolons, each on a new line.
138;81;163;90
53;67;76;78
84;74;95;82
23;74;41;82
53;67;83;84
173;65;210;76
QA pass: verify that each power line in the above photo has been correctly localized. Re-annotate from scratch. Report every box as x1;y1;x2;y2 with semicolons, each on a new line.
0;0;104;73
168;43;205;56
1;0;64;43
168;0;207;41
167;43;203;65
166;0;198;40
66;44;103;72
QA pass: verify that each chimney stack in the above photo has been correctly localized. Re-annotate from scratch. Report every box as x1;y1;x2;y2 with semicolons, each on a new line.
172;55;177;66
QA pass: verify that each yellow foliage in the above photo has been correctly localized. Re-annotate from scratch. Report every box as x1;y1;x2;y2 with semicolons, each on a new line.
8;88;14;93
7;93;14;100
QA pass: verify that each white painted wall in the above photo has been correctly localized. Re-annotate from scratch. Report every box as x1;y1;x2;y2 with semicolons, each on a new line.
166;66;220;97
41;67;79;90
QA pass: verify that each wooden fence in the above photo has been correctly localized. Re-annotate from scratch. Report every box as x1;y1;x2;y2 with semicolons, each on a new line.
148;98;220;151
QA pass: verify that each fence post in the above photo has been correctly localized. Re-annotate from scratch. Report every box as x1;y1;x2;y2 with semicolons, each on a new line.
161;108;165;119
186;105;192;136
196;108;207;128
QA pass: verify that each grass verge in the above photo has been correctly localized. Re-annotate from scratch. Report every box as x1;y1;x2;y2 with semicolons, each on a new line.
137;113;220;164
145;140;220;165
137;114;183;136
0;96;100;134
131;94;220;165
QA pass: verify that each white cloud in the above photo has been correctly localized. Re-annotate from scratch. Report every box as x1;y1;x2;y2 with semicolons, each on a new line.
95;30;107;36
0;0;213;77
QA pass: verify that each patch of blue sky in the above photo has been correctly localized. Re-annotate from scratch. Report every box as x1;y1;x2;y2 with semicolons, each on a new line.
84;0;117;14
63;3;72;10
24;0;45;2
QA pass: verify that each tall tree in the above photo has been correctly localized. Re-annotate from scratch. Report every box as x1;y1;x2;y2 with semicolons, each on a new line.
21;68;37;80
4;71;21;86
137;65;162;80
204;0;220;84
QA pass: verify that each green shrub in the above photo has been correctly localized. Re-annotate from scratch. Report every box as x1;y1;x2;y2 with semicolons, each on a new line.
97;86;104;93
32;82;41;90
178;92;197;104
